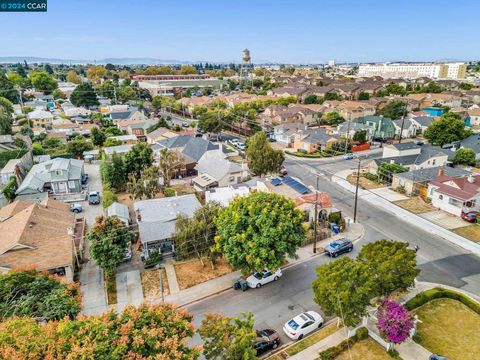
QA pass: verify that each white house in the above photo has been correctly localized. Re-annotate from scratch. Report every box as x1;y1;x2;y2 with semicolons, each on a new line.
428;173;480;217
205;185;251;206
64;106;91;117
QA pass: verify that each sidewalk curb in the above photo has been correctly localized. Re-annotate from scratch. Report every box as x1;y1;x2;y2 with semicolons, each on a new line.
177;224;366;309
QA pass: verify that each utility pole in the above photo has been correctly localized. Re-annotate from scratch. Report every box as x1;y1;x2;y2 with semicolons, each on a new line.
398;101;408;144
313;175;319;254
353;158;361;223
16;87;30;130
344;120;351;154
113;87;118;104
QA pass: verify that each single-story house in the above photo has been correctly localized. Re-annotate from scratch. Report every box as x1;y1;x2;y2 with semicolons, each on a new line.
106;202;130;226
293;128;340;153
410;116;434;134
110;110;146;124
272;123;305;146
107;134;138;145
205;185;251;206
256;176;312;200
355;115;396;139
393;118;419;139
146;127;178;144
0;199;78;280
428;173;480;217
64;107;92;118
27;109;54;126
451;134;480;161
392;166;470;196
134;194;201;257
467;108;480;127
103;144;133;158
294;191;333;223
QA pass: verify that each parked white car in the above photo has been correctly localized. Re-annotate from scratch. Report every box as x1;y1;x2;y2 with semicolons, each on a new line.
246;269;282;289
283;311;324;340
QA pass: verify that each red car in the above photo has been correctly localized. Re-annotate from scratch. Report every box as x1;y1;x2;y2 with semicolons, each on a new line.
280;167;288;176
461;211;479;223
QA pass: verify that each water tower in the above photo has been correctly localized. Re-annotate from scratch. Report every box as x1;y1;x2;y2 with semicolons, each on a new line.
240;48;252;83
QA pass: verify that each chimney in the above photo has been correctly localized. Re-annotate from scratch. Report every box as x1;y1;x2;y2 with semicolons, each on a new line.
437;167;445;177
468;174;475;184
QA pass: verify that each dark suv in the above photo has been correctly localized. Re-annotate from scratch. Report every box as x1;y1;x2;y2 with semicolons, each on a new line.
254;329;280;356
324;238;353;257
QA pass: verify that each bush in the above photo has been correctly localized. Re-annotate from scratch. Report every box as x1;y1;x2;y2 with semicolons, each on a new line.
2;176;17;202
388;348;401;358
285;150;324;158
405;287;480;315
328;211;342;225
355;327;369;340
396;185;406;194
102;186;118;208
163;187;176;197
363;173;379;182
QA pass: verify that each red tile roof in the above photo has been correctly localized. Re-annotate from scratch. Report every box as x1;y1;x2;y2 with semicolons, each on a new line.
295;191;333;208
430;174;480;201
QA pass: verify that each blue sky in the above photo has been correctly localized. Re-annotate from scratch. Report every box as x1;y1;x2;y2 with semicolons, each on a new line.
0;0;478;63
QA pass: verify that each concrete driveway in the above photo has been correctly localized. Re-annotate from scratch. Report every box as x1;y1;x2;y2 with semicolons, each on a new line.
420;210;470;230
116;270;144;312
369;187;409;202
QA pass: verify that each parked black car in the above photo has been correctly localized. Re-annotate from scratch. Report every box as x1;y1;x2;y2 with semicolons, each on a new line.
324;238;353;257
429;355;448;360
254;329;280;356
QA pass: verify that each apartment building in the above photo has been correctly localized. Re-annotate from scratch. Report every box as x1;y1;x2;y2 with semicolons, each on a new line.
358;63;467;79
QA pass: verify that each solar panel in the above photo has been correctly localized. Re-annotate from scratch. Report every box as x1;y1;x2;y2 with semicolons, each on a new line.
283;176;310;194
270;178;282;186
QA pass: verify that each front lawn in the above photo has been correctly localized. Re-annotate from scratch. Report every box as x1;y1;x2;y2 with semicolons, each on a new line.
346;174;384;190
414;298;480;360
393;197;434;214
453;224;480;242
285;322;341;356
140;269;170;300
174;257;232;290
335;338;394;360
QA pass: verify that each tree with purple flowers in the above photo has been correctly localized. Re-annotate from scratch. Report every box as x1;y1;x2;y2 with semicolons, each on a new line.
377;298;414;344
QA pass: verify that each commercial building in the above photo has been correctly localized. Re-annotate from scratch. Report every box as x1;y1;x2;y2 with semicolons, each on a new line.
358;63;467;79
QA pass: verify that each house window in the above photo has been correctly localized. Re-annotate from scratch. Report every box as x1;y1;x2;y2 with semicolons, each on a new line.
55;170;62;176
68;181;76;189
432;159;436;166
465;200;476;208
448;198;462;207
229;176;235;182
438;195;443;200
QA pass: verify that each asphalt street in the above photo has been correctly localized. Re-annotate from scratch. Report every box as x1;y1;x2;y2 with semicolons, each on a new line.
187;153;480;349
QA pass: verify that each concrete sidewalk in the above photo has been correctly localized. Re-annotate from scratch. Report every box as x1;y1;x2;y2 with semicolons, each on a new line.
396;339;432;360
332;174;480;255
156;223;365;308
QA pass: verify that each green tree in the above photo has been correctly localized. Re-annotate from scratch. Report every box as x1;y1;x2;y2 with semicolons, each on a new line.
324;92;340;101
453;147;476;166
66;136;93;159
0;270;80;321
44;64;54;74
459;82;474;91
147;117;170;133
386;83;406;95
0;105;13;135
103;137;122;147
215;192;305;274
422;81;444;93
0;303;199;359
424;112;471;146
2;176;17;202
304;94;323;104
117;85;138;103
246;132;284;177
198;110;224;133
124;142;154;177
30;71;58;94
358;91;370;100
90;127;106;146
311;257;375;327
126;166;159;200
103;125;123;137
357;240;420;296
101;153;127;191
324;111;345;126
173;202;222;266
178;65;198;74
52;88;66;100
0;72;16;103
353;129;367;144
70;83;99;108
0;97;13;115
7;73;31;89
378;163;408;182
198;312;258;360
378;100;406;120
32;142;45;155
95;80;116;100
158;148;184;188
88;216;135;276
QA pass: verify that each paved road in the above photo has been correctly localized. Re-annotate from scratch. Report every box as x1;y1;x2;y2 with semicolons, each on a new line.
187;154;480;348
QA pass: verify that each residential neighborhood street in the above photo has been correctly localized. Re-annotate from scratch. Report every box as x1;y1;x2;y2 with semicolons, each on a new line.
187;154;480;348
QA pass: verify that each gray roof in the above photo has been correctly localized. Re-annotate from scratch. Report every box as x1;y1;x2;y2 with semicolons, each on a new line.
394;166;470;182
106;202;130;224
103;144;133;156
338;121;373;133
459;134;480;154
110;110;135;120
195;153;243;181
389;142;420;151
393;119;414;129
16;158;84;195
300;128;338;144
412;116;434;127
134;194;201;243
375;147;448;167
157;135;219;162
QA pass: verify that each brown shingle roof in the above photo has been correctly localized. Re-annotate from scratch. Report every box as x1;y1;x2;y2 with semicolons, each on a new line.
0;200;74;272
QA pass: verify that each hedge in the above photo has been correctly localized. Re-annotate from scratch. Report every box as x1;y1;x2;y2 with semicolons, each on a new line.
405;287;480;315
318;327;368;360
285;150;324;158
